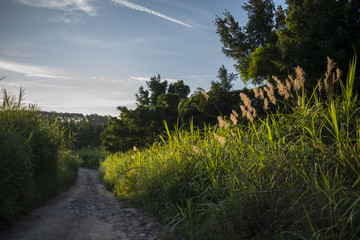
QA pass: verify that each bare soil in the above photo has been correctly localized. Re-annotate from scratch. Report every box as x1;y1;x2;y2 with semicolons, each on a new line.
0;168;165;240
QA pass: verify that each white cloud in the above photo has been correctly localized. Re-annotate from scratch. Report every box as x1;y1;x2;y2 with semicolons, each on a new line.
19;0;96;16
164;78;178;83
111;0;193;28
129;76;149;82
128;76;177;83
0;59;68;79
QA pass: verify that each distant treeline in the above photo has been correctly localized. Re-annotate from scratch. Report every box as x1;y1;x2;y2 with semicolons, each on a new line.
40;111;109;149
40;111;109;127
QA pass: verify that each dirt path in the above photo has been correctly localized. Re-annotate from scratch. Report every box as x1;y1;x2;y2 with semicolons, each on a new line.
0;168;164;240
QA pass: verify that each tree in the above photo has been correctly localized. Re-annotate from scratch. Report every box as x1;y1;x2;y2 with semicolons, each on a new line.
216;65;237;92
168;80;190;99
277;0;360;83
215;0;277;85
102;76;191;153
135;86;150;107
147;74;168;106
178;67;239;126
215;0;360;88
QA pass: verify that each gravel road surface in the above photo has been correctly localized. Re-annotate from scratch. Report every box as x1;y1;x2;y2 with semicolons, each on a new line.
0;168;164;240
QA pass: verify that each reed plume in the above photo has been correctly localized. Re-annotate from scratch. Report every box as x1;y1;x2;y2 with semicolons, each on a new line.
264;86;276;105
213;133;226;146
230;113;238;125
259;88;265;100
263;97;269;111
217;116;229;129
240;92;257;120
192;145;200;154
254;88;260;99
294;66;306;91
200;89;209;101
273;76;291;99
232;110;239;118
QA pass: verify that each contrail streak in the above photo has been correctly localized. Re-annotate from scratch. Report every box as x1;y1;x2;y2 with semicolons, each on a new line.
111;0;193;28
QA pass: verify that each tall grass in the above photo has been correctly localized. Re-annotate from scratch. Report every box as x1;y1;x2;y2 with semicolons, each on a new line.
0;86;82;229
75;147;106;169
100;57;359;239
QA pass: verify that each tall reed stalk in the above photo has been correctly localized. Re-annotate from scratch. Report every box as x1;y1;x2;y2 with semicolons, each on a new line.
100;57;359;239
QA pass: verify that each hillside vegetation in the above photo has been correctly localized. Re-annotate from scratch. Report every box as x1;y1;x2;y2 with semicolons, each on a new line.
100;57;360;239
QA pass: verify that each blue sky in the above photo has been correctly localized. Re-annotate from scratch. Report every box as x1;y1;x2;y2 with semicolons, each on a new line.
0;0;285;116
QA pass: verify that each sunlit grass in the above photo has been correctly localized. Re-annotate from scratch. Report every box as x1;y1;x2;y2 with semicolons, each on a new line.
100;57;360;239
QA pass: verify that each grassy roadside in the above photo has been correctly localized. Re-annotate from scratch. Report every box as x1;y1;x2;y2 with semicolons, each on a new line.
0;89;82;229
100;57;360;239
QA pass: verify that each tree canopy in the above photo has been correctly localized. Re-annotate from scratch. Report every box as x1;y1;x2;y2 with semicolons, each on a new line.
102;75;190;153
215;0;360;87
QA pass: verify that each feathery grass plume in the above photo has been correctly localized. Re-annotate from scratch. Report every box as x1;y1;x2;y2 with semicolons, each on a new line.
240;92;256;113
200;89;209;101
246;111;254;122
232;110;239;118
133;146;138;152
324;76;330;93
254;87;260;99
240;92;257;118
327;56;336;74
288;74;295;84
272;75;281;85
131;155;135;160
192;145;200;154
239;92;251;107
285;79;292;93
213;133;226;146
268;83;275;95
294;66;306;91
230;113;238;125
217;116;229;129
318;80;323;92
336;68;342;83
273;76;291;99
259;88;265;100
264;86;276;105
240;105;246;117
230;129;236;138
297;95;302;107
264;97;269;110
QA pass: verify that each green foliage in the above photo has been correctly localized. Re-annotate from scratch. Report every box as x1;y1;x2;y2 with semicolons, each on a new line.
0;88;81;229
102;75;190;153
41;111;108;149
215;0;360;87
178;66;240;126
100;58;360;239
75;147;106;169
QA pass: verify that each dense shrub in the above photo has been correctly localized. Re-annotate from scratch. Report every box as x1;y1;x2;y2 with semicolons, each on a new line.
75;147;106;169
0;94;82;229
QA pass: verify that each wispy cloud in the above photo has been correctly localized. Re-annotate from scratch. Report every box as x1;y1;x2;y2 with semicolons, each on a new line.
129;76;149;82
111;0;193;28
0;59;68;79
49;13;81;23
18;0;96;16
129;76;177;83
